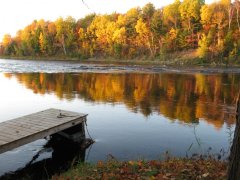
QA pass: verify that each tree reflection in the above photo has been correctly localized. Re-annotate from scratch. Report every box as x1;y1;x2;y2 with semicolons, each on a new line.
5;72;239;129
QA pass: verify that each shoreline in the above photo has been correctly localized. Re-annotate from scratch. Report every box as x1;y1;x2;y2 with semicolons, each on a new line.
1;55;240;68
53;157;227;179
1;57;240;74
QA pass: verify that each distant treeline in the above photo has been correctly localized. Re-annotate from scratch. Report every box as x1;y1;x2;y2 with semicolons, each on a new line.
1;0;240;61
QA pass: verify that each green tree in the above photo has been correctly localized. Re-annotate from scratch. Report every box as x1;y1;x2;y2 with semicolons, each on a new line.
39;32;48;54
142;3;155;24
55;17;77;55
2;34;15;55
163;0;181;29
197;34;209;58
179;0;205;31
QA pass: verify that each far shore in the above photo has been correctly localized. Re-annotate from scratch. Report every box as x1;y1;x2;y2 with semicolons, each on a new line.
1;55;240;68
1;55;240;75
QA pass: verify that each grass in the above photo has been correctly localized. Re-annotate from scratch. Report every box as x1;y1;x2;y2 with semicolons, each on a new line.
53;156;227;180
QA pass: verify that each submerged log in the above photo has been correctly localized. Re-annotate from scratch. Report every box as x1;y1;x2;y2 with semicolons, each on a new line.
228;94;240;180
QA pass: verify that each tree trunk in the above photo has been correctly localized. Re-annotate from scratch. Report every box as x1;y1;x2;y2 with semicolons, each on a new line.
61;34;67;56
238;10;240;32
217;27;221;47
174;16;177;29
228;6;233;31
228;94;240;180
188;18;191;32
236;6;240;32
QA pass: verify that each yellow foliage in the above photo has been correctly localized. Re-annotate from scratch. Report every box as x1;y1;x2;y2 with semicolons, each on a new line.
2;34;12;47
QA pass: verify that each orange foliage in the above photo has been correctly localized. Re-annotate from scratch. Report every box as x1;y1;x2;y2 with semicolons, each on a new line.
6;72;239;129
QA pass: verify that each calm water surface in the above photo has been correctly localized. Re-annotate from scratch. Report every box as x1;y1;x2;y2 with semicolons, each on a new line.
0;59;239;178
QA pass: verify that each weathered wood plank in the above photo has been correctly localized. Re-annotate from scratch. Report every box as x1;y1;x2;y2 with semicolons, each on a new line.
0;127;32;139
0;122;37;134
3;121;49;131
0;135;13;142
0;127;33;138
0;109;87;154
9;117;56;128
0;133;15;142
0;139;8;145
4;121;45;132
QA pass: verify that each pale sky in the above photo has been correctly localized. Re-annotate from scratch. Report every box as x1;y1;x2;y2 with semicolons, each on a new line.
0;0;214;41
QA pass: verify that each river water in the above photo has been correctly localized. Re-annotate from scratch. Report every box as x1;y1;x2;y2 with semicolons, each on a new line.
0;59;239;178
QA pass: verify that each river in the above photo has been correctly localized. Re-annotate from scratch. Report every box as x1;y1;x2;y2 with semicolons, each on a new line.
0;59;239;178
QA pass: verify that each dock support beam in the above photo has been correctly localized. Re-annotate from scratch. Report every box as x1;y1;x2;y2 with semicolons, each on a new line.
56;122;86;143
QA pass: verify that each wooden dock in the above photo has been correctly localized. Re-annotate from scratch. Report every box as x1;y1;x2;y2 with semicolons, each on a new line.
0;108;87;154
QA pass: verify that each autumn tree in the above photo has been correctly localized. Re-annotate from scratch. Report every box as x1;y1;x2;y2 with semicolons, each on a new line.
235;0;240;32
2;34;13;55
197;34;209;58
1;1;240;61
55;16;77;56
179;0;204;32
163;0;181;29
124;7;141;57
135;3;161;57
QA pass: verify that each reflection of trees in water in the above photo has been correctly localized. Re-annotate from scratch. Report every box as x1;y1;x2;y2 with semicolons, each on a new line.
5;73;240;128
0;136;87;179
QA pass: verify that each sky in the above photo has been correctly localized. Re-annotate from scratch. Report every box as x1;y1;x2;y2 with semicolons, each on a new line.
0;0;215;41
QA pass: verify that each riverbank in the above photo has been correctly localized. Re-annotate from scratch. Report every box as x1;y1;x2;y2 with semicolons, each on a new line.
1;58;240;74
1;49;240;68
53;157;227;180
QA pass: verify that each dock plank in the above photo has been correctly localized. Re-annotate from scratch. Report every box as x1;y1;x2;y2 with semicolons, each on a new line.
0;127;33;138
0;108;87;154
0;133;15;143
4;121;45;132
0;140;8;145
5;120;50;131
0;122;37;134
